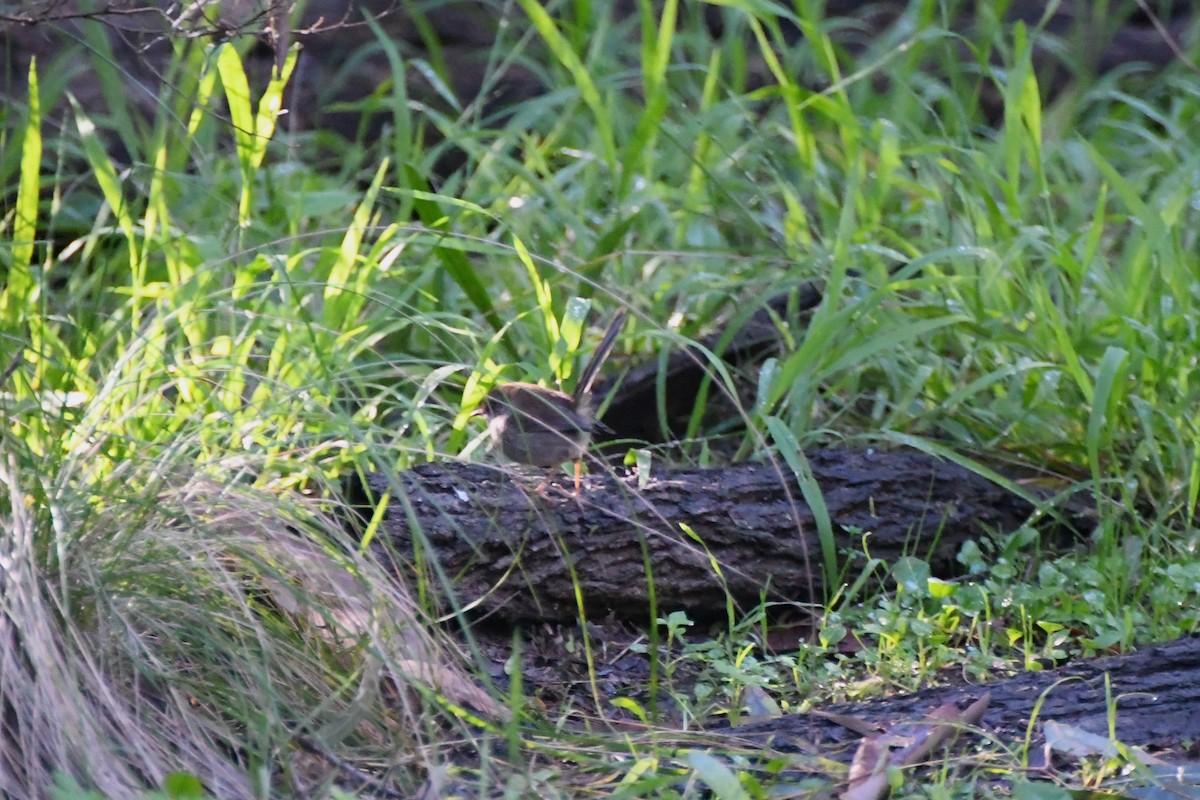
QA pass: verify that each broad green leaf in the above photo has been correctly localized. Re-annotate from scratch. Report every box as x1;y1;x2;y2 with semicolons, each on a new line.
685;750;751;800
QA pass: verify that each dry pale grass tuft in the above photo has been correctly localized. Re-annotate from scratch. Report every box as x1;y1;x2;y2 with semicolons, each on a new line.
0;454;496;798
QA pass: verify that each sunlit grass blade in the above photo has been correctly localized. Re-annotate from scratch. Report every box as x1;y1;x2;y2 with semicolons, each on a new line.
217;43;255;180
513;234;561;369
3;58;40;329
1001;22;1045;201
325;159;389;330
67;93;141;314
745;13;814;170
551;296;592;384
217;43;297;228
1081;139;1170;315
186;53;220;141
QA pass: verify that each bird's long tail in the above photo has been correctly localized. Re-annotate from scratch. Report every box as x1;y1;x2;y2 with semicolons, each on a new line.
573;307;628;402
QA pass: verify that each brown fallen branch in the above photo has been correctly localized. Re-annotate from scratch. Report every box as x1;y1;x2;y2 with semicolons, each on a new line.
369;448;1083;623
845;695;990;800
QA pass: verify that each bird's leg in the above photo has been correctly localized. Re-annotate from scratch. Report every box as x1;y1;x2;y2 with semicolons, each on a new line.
532;462;582;497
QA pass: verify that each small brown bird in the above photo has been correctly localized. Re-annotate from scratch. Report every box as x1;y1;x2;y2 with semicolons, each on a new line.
480;308;628;493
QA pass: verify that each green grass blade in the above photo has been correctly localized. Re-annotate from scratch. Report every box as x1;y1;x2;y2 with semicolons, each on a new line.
1081;139;1169;250
878;432;1047;511
67;93;141;306
1188;438;1200;527
3;58;40;327
187;55;220;141
77;17;144;160
404;165;508;342
514;234;556;338
216;43;295;228
765;415;835;590
619;0;677;197
362;10;415;211
216;43;255;226
251;45;298;168
514;0;616;168
745;14;814;170
1086;346;1130;488
325;159;389;330
1001;22;1044;200
216;43;255;159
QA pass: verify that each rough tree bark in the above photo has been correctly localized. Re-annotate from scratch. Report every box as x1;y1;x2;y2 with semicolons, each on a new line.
724;634;1200;761
370;449;1082;623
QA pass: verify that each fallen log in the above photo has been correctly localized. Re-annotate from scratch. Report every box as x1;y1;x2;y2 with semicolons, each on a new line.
369;448;1081;622
724;634;1200;761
